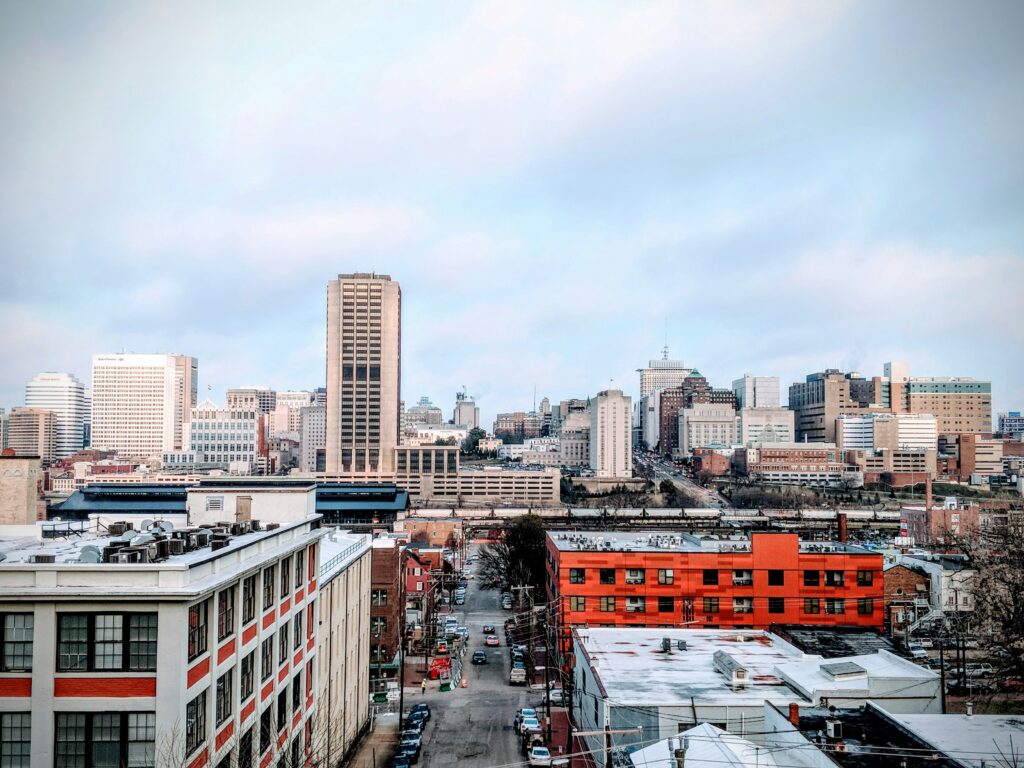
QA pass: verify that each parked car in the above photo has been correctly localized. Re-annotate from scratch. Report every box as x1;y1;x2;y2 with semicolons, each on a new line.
409;703;431;721
405;711;427;732
908;645;928;660
483;624;496;634
486;635;500;646
390;756;410;768
966;663;995;678
472;650;488;665
529;746;553;766
401;731;422;750
510;667;527;685
546;688;566;706
397;739;420;763
519;716;541;734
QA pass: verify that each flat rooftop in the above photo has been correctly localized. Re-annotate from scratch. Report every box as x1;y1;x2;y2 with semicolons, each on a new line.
551;531;870;554
886;711;1024;768
575;628;809;706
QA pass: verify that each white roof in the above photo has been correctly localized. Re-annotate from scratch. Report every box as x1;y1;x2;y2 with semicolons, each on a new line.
884;710;1024;768
576;628;809;707
776;651;938;703
630;723;826;768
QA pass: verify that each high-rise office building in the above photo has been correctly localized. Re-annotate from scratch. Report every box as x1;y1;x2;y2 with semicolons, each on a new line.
325;273;401;475
7;407;57;463
590;389;632;478
225;387;277;414
25;372;87;458
0;407;8;449
638;348;692;398
732;374;781;409
90;353;198;459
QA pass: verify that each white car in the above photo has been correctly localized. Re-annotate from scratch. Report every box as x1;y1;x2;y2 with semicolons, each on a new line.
519;716;541;734
528;746;552;766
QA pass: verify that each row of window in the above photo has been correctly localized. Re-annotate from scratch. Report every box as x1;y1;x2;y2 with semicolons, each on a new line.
0;711;156;768
567;567;875;587
565;595;875;615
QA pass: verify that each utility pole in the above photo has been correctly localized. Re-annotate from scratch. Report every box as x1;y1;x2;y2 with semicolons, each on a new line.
543;604;552;742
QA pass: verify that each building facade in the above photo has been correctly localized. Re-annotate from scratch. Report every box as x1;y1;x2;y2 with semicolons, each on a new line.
369;539;405;679
639;350;692;398
6;408;57;464
836;413;938;451
590;390;632;479
0;516;323;768
734;443;861;486
737;407;795;446
998;411;1024;437
226;388;277;415
452;391;480;430
325;273;401;476
0;455;41;525
90;353;198;459
185;399;263;472
300;405;327;472
547;531;884;631
732;374;781;409
678;403;737;456
24;372;87;459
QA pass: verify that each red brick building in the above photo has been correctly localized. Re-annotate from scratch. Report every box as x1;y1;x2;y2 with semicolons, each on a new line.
545;531;883;634
370;539;405;679
883;563;931;636
902;506;979;546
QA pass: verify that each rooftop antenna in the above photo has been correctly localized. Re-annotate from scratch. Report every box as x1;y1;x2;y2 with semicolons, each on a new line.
663;318;669;360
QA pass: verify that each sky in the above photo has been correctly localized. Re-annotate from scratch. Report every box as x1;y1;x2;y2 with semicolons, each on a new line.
1;0;1022;428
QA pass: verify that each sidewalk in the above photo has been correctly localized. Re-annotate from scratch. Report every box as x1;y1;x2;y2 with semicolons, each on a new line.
346;714;401;768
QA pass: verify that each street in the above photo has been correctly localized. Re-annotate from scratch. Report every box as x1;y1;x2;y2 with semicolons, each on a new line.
416;551;543;768
643;454;729;508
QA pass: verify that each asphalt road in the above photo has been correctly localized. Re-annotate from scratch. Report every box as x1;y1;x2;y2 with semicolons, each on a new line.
646;458;729;508
416;550;540;768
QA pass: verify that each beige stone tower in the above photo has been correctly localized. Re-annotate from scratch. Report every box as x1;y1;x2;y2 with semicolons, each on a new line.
325;273;401;476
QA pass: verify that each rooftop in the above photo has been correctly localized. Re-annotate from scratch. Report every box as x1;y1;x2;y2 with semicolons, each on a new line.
550;530;871;555
770;626;901;659
574;628;808;706
886;710;1024;768
629;723;828;768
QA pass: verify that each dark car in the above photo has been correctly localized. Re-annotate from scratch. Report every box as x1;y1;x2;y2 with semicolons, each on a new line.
483;624;496;634
405;711;428;732
410;703;431;721
472;650;488;664
398;737;421;763
391;757;410;768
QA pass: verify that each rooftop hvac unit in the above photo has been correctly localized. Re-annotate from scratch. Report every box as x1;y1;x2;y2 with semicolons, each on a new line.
677;640;687;651
29;554;56;564
266;523;280;531
168;539;186;556
251;519;263;531
661;637;672;653
191;531;212;548
108;522;130;536
153;539;172;561
111;550;141;564
102;543;127;562
825;719;843;740
211;539;231;552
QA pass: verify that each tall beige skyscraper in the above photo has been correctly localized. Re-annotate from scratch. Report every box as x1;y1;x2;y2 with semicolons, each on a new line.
325;273;401;475
90;353;198;458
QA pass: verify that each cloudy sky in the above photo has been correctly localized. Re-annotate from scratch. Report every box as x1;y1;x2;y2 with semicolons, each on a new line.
2;0;1022;427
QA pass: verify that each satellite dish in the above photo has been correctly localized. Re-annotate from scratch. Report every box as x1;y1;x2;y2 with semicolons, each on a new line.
81;545;101;557
80;550;102;564
130;534;155;546
158;519;174;531
140;519;154;530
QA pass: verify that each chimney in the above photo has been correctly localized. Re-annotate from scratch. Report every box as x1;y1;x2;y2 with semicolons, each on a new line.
837;512;848;544
673;736;688;768
789;703;800;727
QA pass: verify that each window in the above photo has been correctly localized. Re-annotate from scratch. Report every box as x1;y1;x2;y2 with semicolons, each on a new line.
260;708;272;754
857;570;874;587
294;551;305;589
569;596;586;612
216;670;233;726
825;599;846;614
292;672;302;712
569;568;585;584
238;727;254;768
703;597;719;614
658;569;674;585
625;569;645;585
186;691;207;756
55;712;155;768
308;544;317;580
733;598;753;614
278;627;289;662
733;570;752;585
803;570;820;587
242;575;257;624
371;617;387;636
218;587;235;641
768;597;785;614
768;570;785;586
858;598;874;615
1;713;30;767
293;613;303;650
262;567;276;610
804;598;820;614
2;614;33;672
57;614;157;672
702;569;718;586
825;570;845;587
277;690;288;733
241;651;255;701
658;596;674;613
625;597;646;613
370;645;387;663
261;637;274;682
188;601;209;661
370;589;387;606
599;596;616;612
280;557;291;597
599;569;616;585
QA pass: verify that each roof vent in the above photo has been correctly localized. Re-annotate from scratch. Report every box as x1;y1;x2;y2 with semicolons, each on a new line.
29;554;56;564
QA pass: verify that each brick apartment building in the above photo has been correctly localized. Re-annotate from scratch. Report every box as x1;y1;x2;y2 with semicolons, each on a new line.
883;562;931;636
902;505;979;546
546;531;884;637
370;539;405;678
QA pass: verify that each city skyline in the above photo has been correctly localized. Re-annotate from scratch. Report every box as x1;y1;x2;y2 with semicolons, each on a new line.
2;2;1022;424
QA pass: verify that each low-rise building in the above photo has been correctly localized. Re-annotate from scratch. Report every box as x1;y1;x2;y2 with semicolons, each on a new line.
733;443;862;486
0;454;42;525
0;515;323;768
883;562;932;636
369;538;405;679
547;531;883;632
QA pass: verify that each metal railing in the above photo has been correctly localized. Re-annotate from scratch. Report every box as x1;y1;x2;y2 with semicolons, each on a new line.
320;540;366;577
